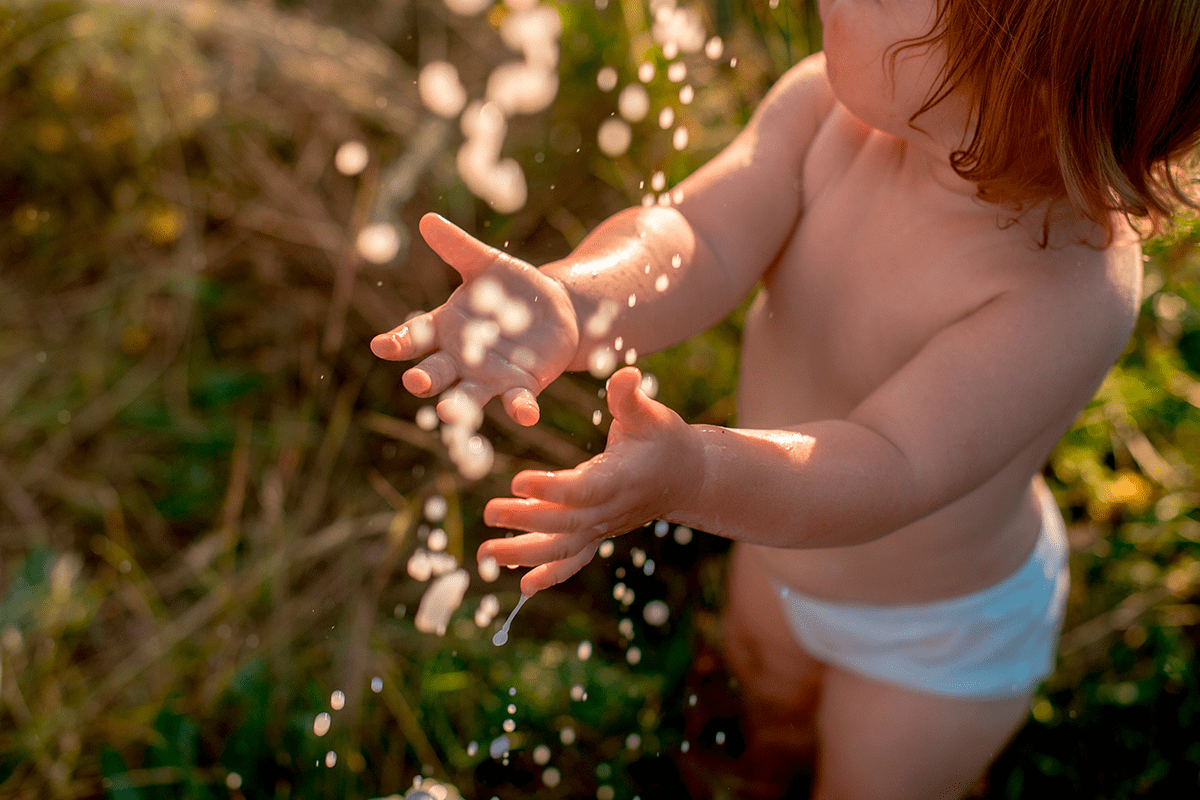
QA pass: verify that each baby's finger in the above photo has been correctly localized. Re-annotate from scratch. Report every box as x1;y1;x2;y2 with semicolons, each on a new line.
485;496;612;536
501;387;540;427
520;544;599;595
403;352;458;397
477;531;581;567
370;314;436;361
419;213;505;281
510;461;617;509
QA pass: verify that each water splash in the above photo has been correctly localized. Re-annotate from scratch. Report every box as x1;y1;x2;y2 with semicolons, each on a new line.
491;592;530;646
418;61;467;119
414;569;470;636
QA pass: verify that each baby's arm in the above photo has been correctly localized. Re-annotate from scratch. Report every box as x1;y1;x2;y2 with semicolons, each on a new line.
372;55;834;421
483;245;1141;594
544;54;834;368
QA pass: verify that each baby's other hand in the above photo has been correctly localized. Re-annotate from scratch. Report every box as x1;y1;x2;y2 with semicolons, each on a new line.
479;367;703;595
370;213;579;427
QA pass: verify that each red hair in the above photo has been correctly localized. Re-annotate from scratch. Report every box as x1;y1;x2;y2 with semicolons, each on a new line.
899;0;1200;242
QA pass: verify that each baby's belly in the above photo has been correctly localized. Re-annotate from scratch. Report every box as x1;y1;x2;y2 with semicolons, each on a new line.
739;485;1044;605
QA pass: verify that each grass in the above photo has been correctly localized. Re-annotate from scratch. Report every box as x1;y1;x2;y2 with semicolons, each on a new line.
0;2;1197;799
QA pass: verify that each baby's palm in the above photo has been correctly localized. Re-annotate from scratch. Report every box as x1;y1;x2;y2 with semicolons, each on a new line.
371;214;578;426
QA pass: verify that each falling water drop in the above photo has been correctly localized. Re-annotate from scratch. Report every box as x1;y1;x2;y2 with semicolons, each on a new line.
492;593;530;646
597;65;619;91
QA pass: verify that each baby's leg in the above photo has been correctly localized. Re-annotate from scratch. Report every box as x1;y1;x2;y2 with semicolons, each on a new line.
813;666;1030;800
721;544;823;763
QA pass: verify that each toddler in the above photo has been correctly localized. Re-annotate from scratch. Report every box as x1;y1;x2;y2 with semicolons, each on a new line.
372;1;1200;797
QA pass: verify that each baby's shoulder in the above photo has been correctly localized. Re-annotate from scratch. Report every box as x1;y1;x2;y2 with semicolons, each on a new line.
982;218;1142;354
753;53;838;136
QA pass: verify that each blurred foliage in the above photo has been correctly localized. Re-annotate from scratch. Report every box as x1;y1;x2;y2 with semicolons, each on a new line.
0;1;1196;799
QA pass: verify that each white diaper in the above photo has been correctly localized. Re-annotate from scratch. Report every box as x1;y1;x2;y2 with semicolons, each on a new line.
775;487;1069;699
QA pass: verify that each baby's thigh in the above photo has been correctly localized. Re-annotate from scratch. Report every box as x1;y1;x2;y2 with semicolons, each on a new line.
814;667;1031;800
721;543;823;710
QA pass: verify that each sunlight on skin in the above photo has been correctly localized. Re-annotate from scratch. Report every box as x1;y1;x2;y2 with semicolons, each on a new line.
478;367;702;596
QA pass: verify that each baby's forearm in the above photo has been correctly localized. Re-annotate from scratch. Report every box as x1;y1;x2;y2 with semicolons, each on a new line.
542;205;750;372
669;421;928;550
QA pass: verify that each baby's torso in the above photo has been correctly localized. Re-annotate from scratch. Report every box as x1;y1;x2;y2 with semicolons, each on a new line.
735;105;1080;603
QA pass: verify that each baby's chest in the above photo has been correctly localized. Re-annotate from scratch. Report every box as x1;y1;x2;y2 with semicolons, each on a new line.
761;199;996;400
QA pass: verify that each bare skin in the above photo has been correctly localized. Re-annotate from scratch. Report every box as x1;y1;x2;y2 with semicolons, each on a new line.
372;0;1142;795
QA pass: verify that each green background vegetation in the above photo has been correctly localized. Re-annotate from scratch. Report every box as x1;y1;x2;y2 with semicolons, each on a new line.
0;1;1197;798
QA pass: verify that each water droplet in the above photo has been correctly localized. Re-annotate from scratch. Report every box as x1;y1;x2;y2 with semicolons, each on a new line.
598;117;632;157
371;676;383;693
626;733;642;750
502;718;516;733
650;171;667;191
715;731;726;745
643;600;670;625
705;36;724;60
407;550;433;581
667;62;687;83
627;293;637;308
597;65;618;92
542;767;561;787
414;569;471;636
427;528;448;552
475;593;500;627
638;61;655;82
489;735;511;759
655;274;670;292
424;495;448;523
577;640;593;660
673;126;689;151
599;540;615;558
588;347;618;378
356;222;401;264
313;712;332;737
467;740;479;757
325;750;337;768
626;646;642;665
680;84;695;104
674;525;693;544
592;409;603;425
658;106;675;129
560;726;576;745
618;83;650;122
334;140;369;176
570;684;587;701
330;690;346;711
479;556;500;582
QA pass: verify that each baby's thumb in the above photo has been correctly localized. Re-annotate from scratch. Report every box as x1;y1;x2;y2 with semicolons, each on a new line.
605;367;656;433
418;212;498;281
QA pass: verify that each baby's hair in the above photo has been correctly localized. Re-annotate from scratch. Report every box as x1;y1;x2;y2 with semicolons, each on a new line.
899;0;1200;242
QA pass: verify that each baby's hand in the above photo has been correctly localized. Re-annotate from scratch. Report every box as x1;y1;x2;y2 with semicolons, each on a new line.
479;367;703;595
370;213;579;426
